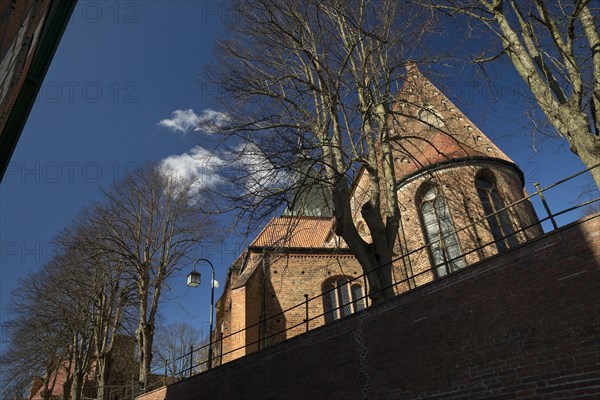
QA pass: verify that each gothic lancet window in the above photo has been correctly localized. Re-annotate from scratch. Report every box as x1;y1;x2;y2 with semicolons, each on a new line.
322;278;366;323
476;175;518;251
419;185;466;277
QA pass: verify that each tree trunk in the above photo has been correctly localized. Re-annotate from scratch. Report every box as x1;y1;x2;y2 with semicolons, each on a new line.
96;354;111;400
41;379;51;400
567;112;600;189
361;202;396;303
333;186;397;304
72;372;83;400
137;323;154;388
490;6;600;190
41;363;58;400
363;245;396;303
61;374;73;400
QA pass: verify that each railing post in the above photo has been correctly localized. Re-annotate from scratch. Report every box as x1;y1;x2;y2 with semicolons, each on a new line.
304;294;309;332
219;334;223;366
363;273;369;307
189;345;194;378
163;358;167;385
534;182;558;230
262;313;267;349
258;315;262;350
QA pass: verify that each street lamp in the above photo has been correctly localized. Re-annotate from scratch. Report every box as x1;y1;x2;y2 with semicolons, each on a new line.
186;258;215;370
187;265;201;287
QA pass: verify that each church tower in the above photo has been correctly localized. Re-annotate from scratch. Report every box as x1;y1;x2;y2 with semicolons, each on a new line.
390;64;542;287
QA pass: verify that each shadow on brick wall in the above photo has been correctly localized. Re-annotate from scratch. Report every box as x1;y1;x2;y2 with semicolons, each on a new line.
161;214;599;400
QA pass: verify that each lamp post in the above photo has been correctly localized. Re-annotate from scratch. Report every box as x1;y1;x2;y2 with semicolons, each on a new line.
186;258;215;370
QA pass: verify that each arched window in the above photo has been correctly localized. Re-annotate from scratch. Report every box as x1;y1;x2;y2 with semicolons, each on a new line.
476;175;518;251
322;278;366;323
419;185;465;277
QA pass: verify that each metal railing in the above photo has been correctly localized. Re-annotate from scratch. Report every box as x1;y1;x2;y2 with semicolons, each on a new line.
127;163;599;399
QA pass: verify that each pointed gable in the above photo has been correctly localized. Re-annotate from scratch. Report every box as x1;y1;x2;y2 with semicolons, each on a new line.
391;63;514;180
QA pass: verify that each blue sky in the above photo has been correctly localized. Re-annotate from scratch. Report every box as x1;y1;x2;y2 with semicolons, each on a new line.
1;1;596;350
0;1;240;346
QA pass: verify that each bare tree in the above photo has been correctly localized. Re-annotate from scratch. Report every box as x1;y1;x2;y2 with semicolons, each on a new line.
89;257;135;400
207;0;437;303
1;252;95;400
57;218;137;400
89;165;214;387
153;322;207;380
2;166;215;395
420;0;600;188
1;315;65;400
52;253;96;400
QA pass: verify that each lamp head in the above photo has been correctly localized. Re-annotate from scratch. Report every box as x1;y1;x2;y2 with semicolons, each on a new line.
187;270;201;287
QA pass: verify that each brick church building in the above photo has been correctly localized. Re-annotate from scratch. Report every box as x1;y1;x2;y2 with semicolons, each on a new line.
213;65;543;366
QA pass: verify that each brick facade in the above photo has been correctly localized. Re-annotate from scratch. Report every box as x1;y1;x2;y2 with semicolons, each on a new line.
212;66;543;367
214;246;364;364
396;161;542;287
147;213;600;400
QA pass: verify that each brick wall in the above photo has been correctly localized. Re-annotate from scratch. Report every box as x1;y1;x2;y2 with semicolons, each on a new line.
265;253;364;337
159;213;599;400
136;386;166;400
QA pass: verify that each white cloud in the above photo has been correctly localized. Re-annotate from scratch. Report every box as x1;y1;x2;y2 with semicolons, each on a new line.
159;141;293;200
159;146;226;192
236;143;293;194
158;109;229;134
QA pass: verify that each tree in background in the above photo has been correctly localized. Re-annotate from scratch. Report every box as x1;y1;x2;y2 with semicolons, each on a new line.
153;322;208;380
421;0;600;188
207;0;438;303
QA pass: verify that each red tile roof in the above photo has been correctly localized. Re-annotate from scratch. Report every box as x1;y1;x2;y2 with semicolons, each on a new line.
399;131;486;177
250;217;334;248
